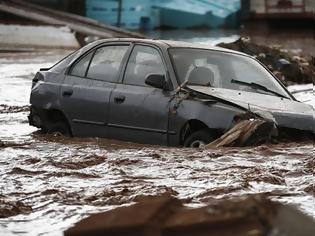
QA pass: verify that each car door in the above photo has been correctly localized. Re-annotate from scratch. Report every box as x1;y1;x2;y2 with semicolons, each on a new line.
60;44;129;137
108;44;171;145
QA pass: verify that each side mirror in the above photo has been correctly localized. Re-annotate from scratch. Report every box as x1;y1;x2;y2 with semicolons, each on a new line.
145;74;167;90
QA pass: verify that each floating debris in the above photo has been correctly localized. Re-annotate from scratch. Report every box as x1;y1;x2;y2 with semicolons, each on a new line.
0;104;29;113
206;119;276;148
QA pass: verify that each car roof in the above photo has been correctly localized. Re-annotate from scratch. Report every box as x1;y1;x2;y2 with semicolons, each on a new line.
50;38;249;74
92;38;248;57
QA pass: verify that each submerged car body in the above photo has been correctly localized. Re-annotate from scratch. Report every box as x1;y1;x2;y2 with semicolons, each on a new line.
29;38;314;147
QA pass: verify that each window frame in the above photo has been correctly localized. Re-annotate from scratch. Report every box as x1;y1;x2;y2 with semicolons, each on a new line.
121;43;169;88
67;43;131;84
68;50;94;78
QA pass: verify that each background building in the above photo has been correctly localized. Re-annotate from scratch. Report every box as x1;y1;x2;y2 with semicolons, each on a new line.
85;0;241;30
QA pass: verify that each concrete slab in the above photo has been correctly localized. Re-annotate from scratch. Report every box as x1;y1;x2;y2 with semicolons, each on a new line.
0;24;80;49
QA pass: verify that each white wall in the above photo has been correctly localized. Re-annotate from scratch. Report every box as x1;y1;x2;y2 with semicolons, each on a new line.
250;0;314;14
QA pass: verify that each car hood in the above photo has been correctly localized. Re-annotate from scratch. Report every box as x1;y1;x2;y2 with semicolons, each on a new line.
188;86;314;132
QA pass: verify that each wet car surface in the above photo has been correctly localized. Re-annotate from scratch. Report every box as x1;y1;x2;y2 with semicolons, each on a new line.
28;39;314;147
0;50;314;236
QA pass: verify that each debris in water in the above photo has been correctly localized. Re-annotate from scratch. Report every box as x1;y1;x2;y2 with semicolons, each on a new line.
206;119;275;148
0;104;29;113
9;167;46;175
50;155;106;170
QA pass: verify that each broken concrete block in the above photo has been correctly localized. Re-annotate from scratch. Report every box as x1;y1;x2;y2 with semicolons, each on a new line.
64;194;315;236
64;194;182;236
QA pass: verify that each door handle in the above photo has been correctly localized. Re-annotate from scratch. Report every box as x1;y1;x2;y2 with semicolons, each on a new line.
114;95;126;103
62;89;73;97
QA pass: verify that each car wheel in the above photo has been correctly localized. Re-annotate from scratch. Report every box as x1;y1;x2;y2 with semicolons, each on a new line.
184;129;215;148
46;121;71;137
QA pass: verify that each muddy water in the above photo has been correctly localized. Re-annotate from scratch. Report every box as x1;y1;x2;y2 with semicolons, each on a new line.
0;50;314;236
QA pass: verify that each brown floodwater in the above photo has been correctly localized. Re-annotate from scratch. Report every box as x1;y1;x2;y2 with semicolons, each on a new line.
0;49;314;236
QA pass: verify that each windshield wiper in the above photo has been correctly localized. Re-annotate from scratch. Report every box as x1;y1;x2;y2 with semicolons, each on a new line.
186;81;212;87
231;79;289;99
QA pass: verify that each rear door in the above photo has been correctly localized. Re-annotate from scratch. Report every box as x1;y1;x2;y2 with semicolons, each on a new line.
108;44;171;145
60;44;129;137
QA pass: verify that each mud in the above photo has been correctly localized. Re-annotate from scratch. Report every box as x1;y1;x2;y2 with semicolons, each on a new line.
0;48;314;236
1;131;314;235
0;199;32;218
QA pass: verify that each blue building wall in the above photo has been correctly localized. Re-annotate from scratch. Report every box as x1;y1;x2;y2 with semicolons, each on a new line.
86;0;240;30
86;0;153;29
155;0;240;28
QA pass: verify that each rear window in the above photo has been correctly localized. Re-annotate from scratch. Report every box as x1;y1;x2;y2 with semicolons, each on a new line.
49;40;102;73
69;52;93;77
49;51;78;73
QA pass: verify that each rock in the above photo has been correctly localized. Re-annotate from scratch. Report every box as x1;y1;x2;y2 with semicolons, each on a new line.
64;194;182;236
64;194;315;236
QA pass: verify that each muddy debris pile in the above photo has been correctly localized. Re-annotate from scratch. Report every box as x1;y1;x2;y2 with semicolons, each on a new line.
65;194;315;236
217;38;314;86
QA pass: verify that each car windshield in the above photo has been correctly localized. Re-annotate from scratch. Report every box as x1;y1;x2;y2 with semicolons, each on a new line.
169;48;290;98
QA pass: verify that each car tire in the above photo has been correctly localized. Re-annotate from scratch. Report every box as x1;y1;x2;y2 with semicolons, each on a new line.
46;121;71;137
184;129;215;148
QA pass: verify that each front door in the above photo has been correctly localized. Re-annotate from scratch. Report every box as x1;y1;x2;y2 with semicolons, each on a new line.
108;45;171;145
60;44;129;137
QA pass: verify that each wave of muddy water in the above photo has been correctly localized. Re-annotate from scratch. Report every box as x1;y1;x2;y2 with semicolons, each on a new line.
0;50;314;236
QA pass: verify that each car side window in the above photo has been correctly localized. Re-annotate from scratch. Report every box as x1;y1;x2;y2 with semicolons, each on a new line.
123;45;165;86
69;51;93;77
87;45;128;82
